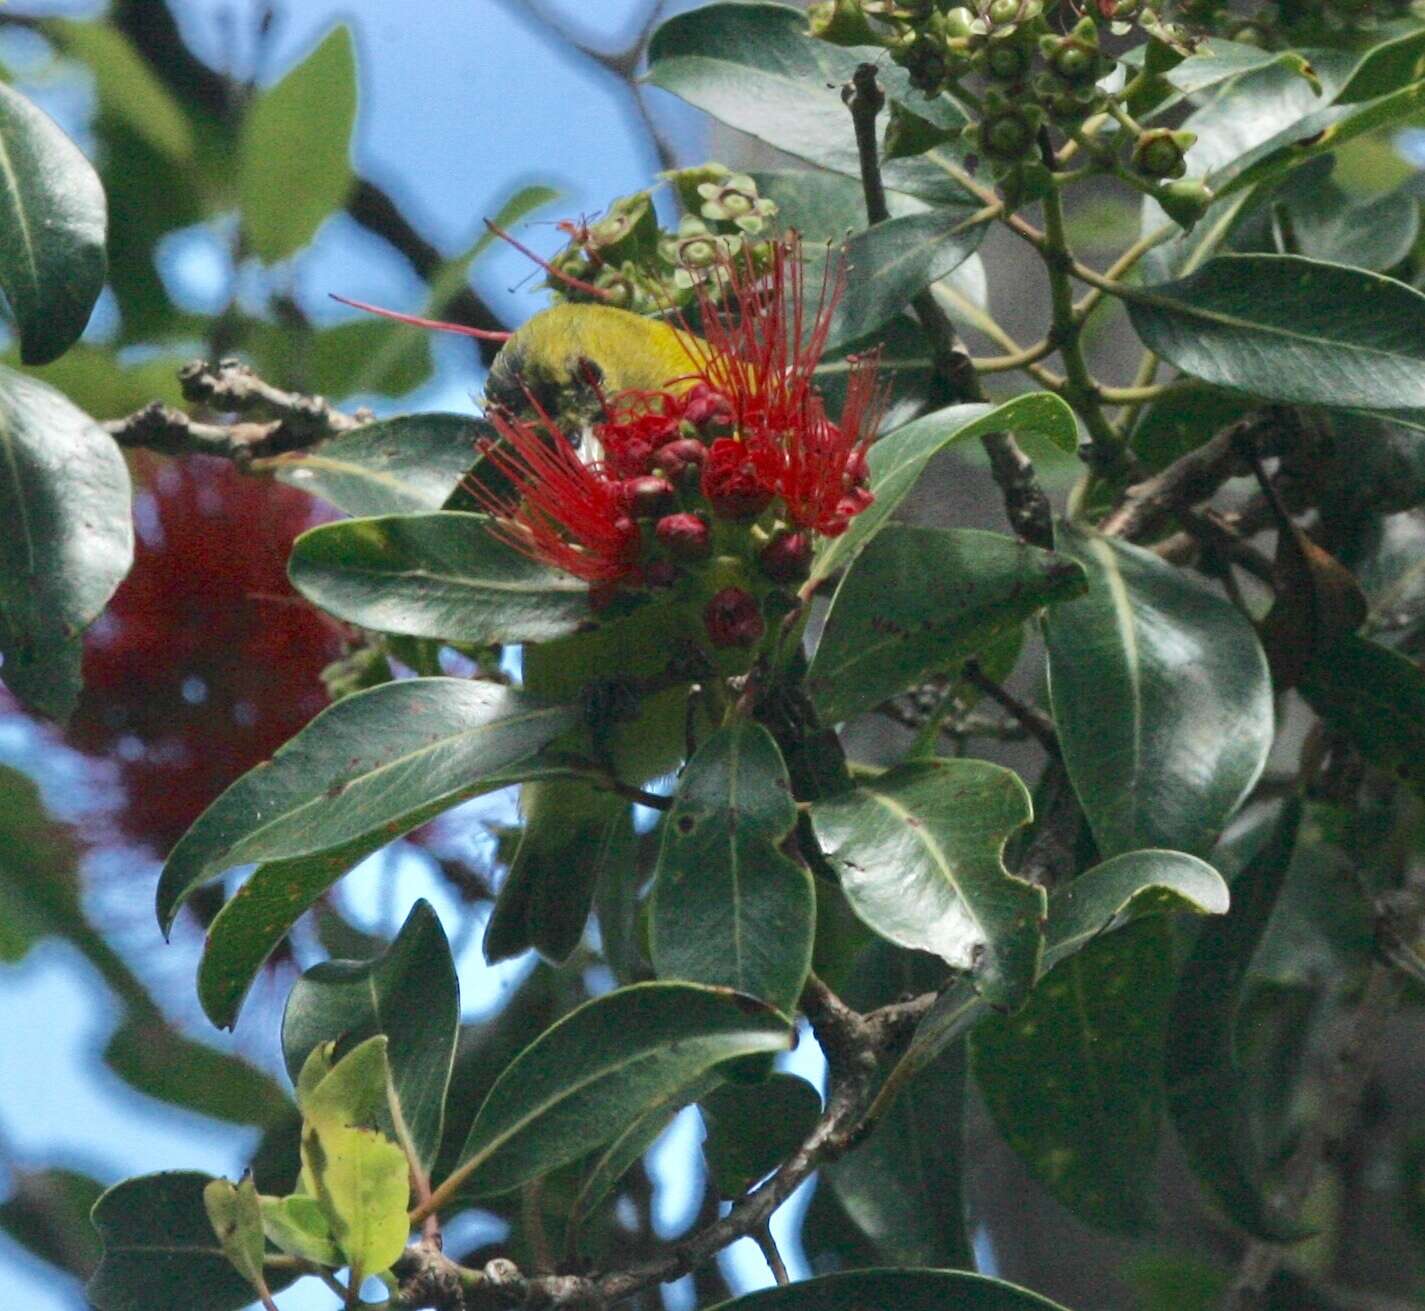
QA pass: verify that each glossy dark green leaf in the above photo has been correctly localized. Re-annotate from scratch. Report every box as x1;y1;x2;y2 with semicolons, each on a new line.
822;206;987;354
568;1068;724;1243
1124;256;1425;430
157;678;578;933
87;1172;294;1311
1271;179;1418;273
1298;635;1425;793
810;394;1078;587
103;1016;293;1129
1145;37;1317;96
703;1268;1073;1310
651;723;814;1013
289;511;594;645
272;414;490;517
485;780;626;964
0;764;84;964
1131;386;1253;472
812;758;1043;1009
808;525;1085;723
0;367;132;721
897;849;1228;1088
238;25;357;261
825;942;971;1268
454;981;792;1197
973;920;1173;1235
700;1073;822;1197
1166;797;1306;1240
0;81;107;364
1046;522;1272;858
282;900;458;1172
646;3;975;207
0;1167;103;1279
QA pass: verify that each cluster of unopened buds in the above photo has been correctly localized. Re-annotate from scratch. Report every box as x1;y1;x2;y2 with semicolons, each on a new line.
810;0;1215;221
545;165;782;313
472;237;882;658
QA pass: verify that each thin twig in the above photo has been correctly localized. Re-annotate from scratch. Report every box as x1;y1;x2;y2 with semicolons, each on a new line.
961;661;1060;759
843;63;1054;550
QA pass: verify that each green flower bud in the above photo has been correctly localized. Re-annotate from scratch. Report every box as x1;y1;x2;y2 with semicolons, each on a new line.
1040;16;1104;84
1157;177;1215;229
892;30;952;94
944;5;978;38
808;0;884;46
1035;74;1100;124
1132;128;1195;179
697;173;777;234
983;33;1033;80
969;93;1044;170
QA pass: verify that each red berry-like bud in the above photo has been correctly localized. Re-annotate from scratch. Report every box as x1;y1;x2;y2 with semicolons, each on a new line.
844;448;870;486
655;512;712;560
759;531;813;584
702;438;775;520
622;475;675;518
681;383;735;432
654;437;708;478
704;587;765;649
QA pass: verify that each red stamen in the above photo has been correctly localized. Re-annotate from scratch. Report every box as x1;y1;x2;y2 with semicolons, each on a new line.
483;218;613;300
327;293;514;341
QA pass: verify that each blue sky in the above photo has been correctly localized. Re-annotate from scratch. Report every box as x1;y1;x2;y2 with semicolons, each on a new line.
0;2;837;1307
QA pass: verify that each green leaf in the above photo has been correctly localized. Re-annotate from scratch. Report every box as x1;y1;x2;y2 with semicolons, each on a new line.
703;1268;1074;1310
825;943;972;1268
1045;522;1273;858
88;1172;294;1311
0;764;85;964
700;1073;822;1197
202;1177;267;1296
157;677;578;934
0;366;132;721
1149;37;1318;97
454;981;792;1197
0;81;107;364
1323;19;1425;102
651;723;814;1013
810;393;1078;587
1131;386;1253;471
282;899;459;1173
896;848;1229;1088
0;1167;104;1279
812;758;1043;1008
273;414;493;516
568;1068;724;1243
1123;255;1425;430
289;512;594;645
49;19;196;162
1165;797;1307;1240
646;3;975;207
485;780;626;964
104;1016;294;1129
973;919;1173;1235
808;525;1086;722
298;1037;411;1278
1266;178;1418;272
822;206;988;354
259;1193;341;1267
1298;634;1425;794
238;25;357;261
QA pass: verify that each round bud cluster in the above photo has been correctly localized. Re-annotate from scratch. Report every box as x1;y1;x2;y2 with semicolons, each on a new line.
543;165;784;313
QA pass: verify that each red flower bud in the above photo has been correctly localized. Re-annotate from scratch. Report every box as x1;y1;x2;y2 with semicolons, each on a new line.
681;382;735;432
654;437;708;478
758;531;813;584
704;587;765;649
702;438;774;520
844;447;870;486
655;512;712;560
622;475;676;519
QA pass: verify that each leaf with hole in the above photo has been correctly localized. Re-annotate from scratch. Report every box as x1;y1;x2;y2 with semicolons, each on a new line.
812;757;1043;1009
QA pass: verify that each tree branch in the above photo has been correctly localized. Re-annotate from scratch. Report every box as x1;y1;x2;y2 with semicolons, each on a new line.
843;64;1054;550
104;359;365;462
